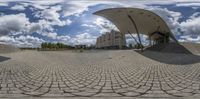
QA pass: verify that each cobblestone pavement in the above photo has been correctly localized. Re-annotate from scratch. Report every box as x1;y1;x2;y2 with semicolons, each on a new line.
0;50;200;98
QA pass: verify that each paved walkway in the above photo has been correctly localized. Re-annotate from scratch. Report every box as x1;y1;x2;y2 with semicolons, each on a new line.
0;50;200;98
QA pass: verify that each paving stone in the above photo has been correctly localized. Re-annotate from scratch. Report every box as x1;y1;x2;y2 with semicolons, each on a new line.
0;50;200;98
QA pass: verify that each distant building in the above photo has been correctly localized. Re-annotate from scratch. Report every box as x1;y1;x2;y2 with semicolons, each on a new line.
96;30;126;49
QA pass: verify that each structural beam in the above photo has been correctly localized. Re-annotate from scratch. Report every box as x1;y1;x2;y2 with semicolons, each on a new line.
148;34;152;46
127;14;143;52
128;31;139;44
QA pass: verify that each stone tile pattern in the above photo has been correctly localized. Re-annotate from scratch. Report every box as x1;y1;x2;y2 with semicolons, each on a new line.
0;50;200;98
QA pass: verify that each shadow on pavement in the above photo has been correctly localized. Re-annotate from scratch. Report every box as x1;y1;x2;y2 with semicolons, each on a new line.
0;56;11;62
136;44;200;65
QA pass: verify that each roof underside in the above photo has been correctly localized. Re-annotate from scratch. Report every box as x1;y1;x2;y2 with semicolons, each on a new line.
94;8;177;41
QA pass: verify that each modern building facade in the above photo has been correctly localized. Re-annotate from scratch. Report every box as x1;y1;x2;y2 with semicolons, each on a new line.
96;30;126;49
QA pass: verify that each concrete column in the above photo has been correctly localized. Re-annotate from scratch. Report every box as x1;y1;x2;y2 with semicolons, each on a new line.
148;34;152;46
164;35;167;44
149;37;152;46
119;32;123;49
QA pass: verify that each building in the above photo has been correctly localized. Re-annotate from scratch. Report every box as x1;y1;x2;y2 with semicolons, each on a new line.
96;30;126;49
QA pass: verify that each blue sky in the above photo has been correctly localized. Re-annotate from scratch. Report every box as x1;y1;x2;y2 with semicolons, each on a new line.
0;0;200;47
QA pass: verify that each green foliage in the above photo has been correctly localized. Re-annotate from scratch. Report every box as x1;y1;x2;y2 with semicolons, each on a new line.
41;42;74;50
134;43;144;49
128;44;133;48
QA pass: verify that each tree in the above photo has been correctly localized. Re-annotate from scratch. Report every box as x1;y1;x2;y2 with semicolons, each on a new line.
134;43;144;49
129;44;133;48
41;42;48;49
41;42;74;50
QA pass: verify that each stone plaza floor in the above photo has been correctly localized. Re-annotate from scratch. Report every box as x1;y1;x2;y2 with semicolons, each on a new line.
0;50;200;98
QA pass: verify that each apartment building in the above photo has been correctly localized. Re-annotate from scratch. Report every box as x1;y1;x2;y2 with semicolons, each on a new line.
96;30;126;49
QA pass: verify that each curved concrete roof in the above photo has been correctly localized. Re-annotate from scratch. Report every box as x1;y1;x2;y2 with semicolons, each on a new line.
93;8;177;42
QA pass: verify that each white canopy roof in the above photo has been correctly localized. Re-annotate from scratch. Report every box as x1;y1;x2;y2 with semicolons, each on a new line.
94;8;177;42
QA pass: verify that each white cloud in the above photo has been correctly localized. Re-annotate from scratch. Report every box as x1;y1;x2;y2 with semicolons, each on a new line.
31;18;72;40
81;24;96;28
61;0;189;18
0;13;48;36
40;31;71;43
0;35;44;47
179;35;200;42
31;4;49;10
41;6;61;20
0;12;71;42
56;35;71;42
63;3;88;17
46;32;58;39
180;16;200;35
36;20;54;32
46;34;71;45
14;0;64;10
0;4;73;42
93;18;119;34
28;22;42;33
0;13;31;36
189;12;200;19
62;0;120;17
70;33;97;45
27;0;64;5
10;5;26;11
0;2;8;6
176;3;200;7
35;5;72;27
0;36;15;43
149;7;182;36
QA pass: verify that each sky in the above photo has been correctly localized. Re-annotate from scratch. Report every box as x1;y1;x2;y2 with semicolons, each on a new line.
0;0;200;47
